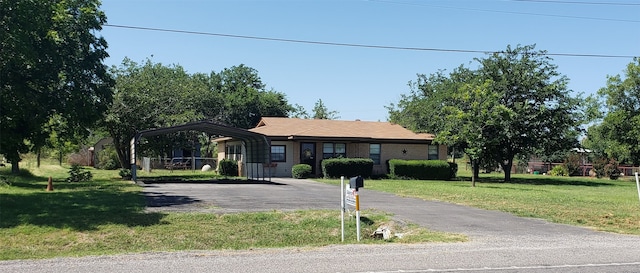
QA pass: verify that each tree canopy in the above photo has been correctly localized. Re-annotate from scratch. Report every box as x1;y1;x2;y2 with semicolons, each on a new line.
0;0;113;173
389;45;583;183
584;57;640;165
104;60;293;167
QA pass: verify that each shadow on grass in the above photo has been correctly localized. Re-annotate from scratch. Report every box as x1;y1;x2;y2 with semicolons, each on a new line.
0;171;166;231
458;175;615;187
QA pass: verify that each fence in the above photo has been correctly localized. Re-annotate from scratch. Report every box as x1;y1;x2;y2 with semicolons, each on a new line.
527;162;639;177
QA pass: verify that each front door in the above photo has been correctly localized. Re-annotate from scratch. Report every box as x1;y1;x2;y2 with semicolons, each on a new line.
300;142;316;176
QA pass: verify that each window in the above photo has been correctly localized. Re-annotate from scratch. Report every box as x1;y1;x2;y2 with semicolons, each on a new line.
323;143;346;159
369;144;381;165
428;145;439;160
271;145;286;162
225;144;242;161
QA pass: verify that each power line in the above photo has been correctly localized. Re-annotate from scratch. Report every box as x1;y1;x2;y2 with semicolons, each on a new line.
368;0;640;23
103;24;637;59
509;0;640;6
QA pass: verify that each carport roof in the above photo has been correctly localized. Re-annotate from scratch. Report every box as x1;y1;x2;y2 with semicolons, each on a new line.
136;120;270;163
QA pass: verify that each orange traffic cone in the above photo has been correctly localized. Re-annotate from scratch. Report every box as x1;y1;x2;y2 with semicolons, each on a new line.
46;176;53;191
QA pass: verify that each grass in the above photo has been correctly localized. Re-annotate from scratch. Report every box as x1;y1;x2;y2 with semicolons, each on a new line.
0;159;465;260
318;170;640;235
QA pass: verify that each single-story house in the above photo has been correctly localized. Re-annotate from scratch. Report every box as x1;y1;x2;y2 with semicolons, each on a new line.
216;117;447;178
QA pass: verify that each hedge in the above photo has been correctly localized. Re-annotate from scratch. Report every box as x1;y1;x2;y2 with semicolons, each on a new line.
292;164;312;179
389;159;454;180
322;158;373;179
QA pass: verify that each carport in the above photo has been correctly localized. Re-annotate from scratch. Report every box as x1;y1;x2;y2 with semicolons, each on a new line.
129;120;271;181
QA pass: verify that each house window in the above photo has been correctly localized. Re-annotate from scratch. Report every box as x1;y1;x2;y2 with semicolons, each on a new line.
323;143;346;159
428;145;439;160
369;144;381;165
226;144;242;161
271;145;286;162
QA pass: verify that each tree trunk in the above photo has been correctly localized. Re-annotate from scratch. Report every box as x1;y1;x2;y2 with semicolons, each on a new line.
8;151;20;174
472;159;479;187
37;149;41;168
452;147;456;163
501;157;514;182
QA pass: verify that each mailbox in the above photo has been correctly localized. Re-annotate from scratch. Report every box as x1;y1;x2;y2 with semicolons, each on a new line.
349;176;364;190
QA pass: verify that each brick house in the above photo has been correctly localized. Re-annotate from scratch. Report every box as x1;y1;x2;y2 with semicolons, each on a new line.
216;117;447;178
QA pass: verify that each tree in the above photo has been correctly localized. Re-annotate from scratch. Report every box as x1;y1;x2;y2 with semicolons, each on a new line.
208;65;293;128
389;45;583;182
105;60;292;168
311;99;340;120
0;0;113;173
290;104;310;119
584;57;640;164
439;80;511;186
105;58;209;167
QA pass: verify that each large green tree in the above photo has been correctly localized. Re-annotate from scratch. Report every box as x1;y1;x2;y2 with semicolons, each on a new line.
584;57;640;164
105;61;292;168
0;0;113;173
476;45;582;181
389;45;583;182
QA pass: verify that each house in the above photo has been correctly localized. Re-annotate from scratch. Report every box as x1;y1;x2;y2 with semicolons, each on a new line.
216;117;447;178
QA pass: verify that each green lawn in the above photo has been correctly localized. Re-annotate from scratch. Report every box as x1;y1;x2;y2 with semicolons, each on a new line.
0;161;464;260
318;170;640;235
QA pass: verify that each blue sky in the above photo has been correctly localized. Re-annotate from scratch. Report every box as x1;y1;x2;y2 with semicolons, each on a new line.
99;0;639;122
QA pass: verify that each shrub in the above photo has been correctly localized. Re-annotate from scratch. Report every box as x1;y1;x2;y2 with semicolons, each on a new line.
389;159;452;180
96;147;120;170
592;157;607;178
449;162;458;179
119;168;132;179
322;158;373;179
66;164;93;182
549;165;569;177
218;159;238;177
292;164;312;179
564;153;582;176
604;159;621;180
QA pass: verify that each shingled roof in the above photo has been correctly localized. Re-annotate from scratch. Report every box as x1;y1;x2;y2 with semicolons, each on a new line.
250;117;434;143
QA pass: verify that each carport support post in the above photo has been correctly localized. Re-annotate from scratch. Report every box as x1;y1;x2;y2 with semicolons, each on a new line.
130;135;138;181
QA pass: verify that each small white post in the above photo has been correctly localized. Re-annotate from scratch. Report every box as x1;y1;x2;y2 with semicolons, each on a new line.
355;191;361;242
635;173;640;205
340;176;345;242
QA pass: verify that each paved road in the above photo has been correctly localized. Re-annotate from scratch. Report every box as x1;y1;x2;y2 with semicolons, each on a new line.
2;177;640;273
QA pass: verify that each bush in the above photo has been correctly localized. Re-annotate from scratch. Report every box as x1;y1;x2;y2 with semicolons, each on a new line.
605;159;621;180
449;162;458;179
292;164;312;179
322;158;373;179
119;168;132;179
66;164;93;182
592;157;607;178
389;159;452;180
96;147;120;170
564;153;582;176
218;159;238;177
549;165;569;177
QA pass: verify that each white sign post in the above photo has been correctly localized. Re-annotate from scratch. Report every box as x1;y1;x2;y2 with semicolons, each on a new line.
635;172;639;204
341;176;345;242
341;176;361;242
